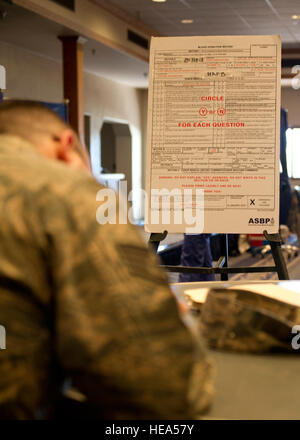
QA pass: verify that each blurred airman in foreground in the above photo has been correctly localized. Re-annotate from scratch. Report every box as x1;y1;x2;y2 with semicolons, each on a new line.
0;101;213;419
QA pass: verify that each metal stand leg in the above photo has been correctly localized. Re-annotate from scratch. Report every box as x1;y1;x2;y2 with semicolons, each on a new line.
263;230;289;280
220;234;229;281
149;231;168;252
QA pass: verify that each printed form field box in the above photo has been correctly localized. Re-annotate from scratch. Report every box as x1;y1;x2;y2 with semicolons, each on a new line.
250;44;277;57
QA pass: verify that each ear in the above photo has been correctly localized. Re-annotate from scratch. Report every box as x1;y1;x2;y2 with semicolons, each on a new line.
56;129;75;163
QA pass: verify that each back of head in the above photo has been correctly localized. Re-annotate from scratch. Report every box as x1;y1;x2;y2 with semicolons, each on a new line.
0;100;89;166
0;100;68;143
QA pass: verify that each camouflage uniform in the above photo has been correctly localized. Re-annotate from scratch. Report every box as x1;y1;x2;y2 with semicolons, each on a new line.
200;287;300;353
0;135;213;419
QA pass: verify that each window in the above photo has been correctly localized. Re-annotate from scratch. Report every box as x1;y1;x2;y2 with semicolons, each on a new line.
286;128;300;178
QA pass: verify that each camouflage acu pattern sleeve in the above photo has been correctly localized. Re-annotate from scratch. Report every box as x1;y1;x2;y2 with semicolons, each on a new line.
41;175;214;419
0;137;213;420
0;173;58;419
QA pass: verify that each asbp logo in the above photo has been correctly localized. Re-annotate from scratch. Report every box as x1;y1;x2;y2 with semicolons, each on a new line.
248;217;274;225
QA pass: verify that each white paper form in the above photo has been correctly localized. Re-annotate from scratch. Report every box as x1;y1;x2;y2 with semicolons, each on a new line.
145;35;281;234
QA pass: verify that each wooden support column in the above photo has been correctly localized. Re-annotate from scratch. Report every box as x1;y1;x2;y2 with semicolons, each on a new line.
59;36;85;143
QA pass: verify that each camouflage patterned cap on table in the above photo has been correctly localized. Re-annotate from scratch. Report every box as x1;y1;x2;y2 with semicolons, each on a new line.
200;288;300;354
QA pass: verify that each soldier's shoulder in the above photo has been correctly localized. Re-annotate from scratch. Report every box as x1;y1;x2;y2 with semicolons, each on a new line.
1;143;101;199
0;136;103;221
35;156;101;197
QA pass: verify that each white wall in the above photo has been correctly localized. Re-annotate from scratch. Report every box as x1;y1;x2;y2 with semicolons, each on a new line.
115;135;132;194
0;40;146;219
0;41;63;101
84;71;144;218
84;70;143;178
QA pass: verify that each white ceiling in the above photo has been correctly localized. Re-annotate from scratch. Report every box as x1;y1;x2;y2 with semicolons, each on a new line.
1;0;300;89
104;0;300;44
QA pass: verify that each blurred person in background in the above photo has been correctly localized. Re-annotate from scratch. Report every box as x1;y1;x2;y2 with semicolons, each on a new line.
179;234;216;283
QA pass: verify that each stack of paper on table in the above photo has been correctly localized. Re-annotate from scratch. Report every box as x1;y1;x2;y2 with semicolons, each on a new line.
185;282;300;311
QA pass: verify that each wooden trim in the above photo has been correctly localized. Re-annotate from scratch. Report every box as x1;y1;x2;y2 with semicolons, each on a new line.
59;36;85;143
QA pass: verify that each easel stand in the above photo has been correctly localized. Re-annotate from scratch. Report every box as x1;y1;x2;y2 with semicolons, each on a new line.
149;230;289;281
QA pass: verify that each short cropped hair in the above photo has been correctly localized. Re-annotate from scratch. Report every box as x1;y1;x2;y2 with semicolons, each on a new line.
0;100;87;160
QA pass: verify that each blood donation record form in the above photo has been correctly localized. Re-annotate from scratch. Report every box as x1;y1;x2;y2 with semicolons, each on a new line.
145;35;281;234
